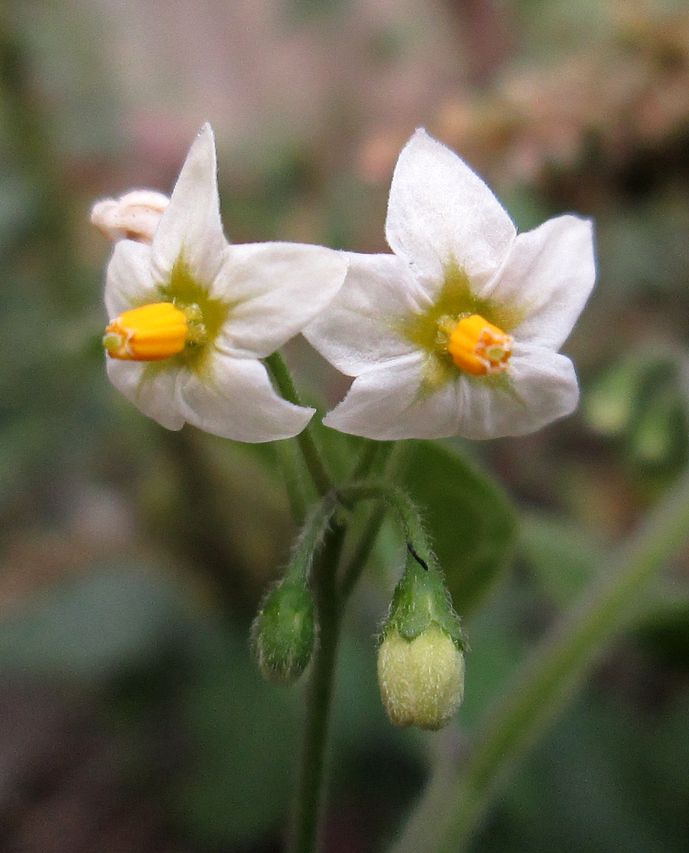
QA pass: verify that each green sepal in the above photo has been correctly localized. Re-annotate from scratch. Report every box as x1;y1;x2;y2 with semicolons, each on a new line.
251;578;315;685
383;556;465;650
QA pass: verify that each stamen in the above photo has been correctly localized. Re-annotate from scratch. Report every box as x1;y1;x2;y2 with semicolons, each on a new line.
447;314;512;376
103;302;190;361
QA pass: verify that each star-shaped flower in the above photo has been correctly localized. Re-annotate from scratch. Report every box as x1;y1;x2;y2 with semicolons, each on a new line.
305;129;596;440
97;124;347;442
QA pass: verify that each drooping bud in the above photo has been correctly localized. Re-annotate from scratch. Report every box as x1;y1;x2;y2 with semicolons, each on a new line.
252;579;315;685
377;556;465;730
90;190;169;243
378;626;464;730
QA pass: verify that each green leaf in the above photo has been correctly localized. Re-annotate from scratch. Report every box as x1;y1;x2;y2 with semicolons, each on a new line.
519;513;603;606
401;441;516;617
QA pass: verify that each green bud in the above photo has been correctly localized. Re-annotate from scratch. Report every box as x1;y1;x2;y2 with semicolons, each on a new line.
377;626;465;730
377;556;466;729
252;579;315;685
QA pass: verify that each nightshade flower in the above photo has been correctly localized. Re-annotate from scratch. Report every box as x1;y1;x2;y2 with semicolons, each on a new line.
304;129;596;440
97;124;347;442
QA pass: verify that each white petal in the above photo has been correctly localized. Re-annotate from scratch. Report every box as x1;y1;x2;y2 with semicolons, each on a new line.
323;344;578;440
386;129;516;295
453;344;580;439
106;359;185;430
104;240;157;318
213;242;348;358
176;352;314;442
323;353;465;440
151;123;227;286
304;253;427;377
487;215;596;349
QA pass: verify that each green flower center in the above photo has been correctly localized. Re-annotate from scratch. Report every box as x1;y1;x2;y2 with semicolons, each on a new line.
147;257;231;377
398;261;523;391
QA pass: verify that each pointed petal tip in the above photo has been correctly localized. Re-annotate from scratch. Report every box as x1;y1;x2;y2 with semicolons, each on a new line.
197;121;215;141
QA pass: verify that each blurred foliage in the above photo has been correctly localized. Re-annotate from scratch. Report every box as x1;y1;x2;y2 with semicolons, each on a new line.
1;0;689;851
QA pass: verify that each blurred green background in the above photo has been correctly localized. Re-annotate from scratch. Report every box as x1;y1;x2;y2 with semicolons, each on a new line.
1;1;689;851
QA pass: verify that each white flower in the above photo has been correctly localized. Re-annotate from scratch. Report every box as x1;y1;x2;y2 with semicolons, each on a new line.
91;190;170;243
304;129;596;440
99;124;347;442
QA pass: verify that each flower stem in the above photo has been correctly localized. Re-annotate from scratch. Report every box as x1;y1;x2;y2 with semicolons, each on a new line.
265;352;333;497
288;524;346;853
391;466;689;853
338;481;436;570
286;494;339;584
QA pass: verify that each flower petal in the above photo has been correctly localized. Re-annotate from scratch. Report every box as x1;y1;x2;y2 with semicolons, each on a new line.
213;242;348;358
386;129;516;295
322;353;465;440
104;239;157;318
151;123;227;286
176;352;314;442
106;359;185;430
487;215;596;349
322;344;578;440
453;344;579;439
303;253;427;377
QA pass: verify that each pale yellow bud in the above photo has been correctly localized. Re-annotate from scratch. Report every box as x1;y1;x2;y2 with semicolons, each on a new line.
90;190;169;243
377;626;464;730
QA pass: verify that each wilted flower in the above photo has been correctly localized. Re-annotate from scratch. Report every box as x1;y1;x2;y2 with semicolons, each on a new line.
91;189;169;243
97;124;347;442
305;129;596;440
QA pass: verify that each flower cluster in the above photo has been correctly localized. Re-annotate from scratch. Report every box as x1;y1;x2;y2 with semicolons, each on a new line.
94;125;595;444
92;125;596;731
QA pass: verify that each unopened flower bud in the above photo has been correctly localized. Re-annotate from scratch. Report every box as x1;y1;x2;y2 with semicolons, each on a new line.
377;554;466;729
90;189;169;243
252;579;315;685
377;625;465;730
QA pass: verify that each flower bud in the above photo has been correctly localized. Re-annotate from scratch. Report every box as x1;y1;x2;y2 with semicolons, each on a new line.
90;189;169;243
251;579;315;685
377;626;465;730
377;555;466;729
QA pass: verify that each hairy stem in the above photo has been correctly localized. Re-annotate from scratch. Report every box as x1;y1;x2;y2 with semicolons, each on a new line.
288;524;346;853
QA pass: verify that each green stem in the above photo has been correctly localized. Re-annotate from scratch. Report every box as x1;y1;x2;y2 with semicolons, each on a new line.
351;439;394;480
392;466;689;853
265;352;333;497
275;440;309;522
286;494;339;584
288;524;346;853
338;481;435;570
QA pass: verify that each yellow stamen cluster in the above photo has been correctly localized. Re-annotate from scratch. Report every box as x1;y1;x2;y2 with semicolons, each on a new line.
447;314;513;376
103;302;201;361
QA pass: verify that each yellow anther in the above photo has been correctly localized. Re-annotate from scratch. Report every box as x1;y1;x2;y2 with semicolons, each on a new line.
447;314;512;376
103;302;189;361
